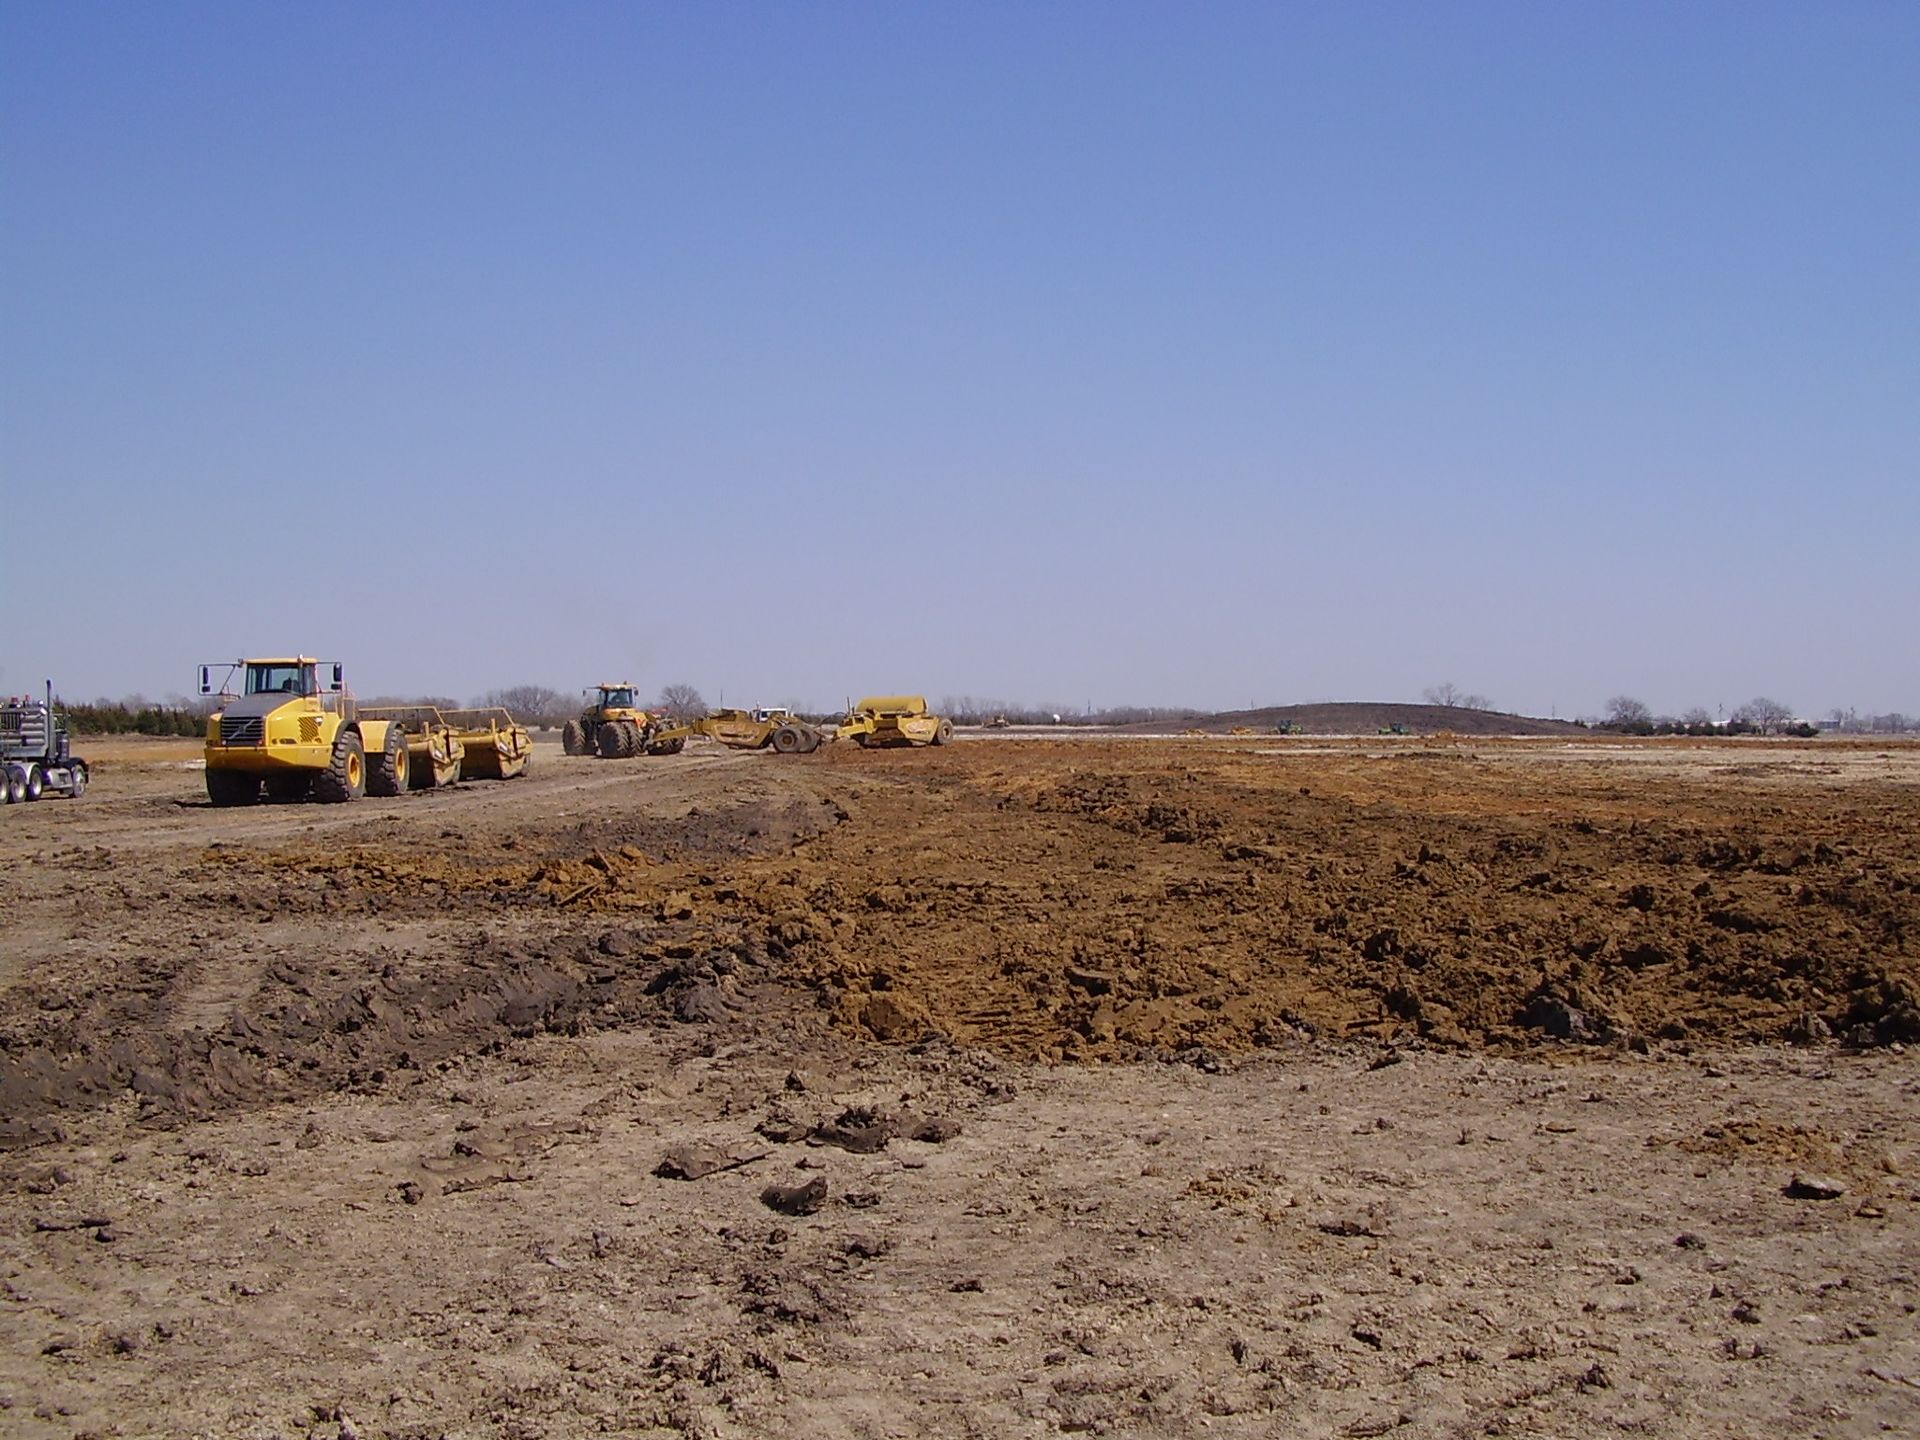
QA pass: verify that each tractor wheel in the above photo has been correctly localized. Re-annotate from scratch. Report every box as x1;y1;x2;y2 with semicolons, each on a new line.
772;726;804;754
624;721;645;757
313;729;366;803
562;719;587;755
66;762;87;799
368;724;410;797
933;719;954;746
264;773;312;801
596;720;625;759
206;769;261;807
23;764;44;801
646;735;685;756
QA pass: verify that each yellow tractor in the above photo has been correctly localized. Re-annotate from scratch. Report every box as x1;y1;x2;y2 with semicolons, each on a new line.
836;696;954;748
199;657;413;806
563;683;689;759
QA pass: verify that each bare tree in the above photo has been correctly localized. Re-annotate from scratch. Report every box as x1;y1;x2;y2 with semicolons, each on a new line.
654;683;707;721
1605;695;1653;730
1423;682;1490;710
1731;697;1794;735
480;685;567;725
1680;706;1715;731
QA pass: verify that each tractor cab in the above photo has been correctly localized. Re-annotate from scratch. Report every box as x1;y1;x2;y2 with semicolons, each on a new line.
598;685;638;712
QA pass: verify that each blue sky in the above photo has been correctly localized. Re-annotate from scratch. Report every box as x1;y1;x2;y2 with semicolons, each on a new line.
4;3;1914;718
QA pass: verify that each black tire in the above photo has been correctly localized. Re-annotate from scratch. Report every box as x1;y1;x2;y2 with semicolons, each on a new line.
597;720;626;759
562;719;587;756
312;728;366;803
66;762;87;799
645;734;685;756
207;769;262;807
933;719;954;746
623;721;644;757
24;764;44;801
368;723;409;797
772;726;804;754
265;773;312;802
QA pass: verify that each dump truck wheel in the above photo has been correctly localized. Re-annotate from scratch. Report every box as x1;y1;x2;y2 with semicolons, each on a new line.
562;719;587;756
368;725;409;797
314;729;366;803
773;726;804;754
66;762;87;799
3;767;22;803
933;719;954;746
206;769;261;807
23;764;44;801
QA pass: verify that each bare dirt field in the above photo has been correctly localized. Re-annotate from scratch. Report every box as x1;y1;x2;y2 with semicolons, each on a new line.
2;733;1917;1439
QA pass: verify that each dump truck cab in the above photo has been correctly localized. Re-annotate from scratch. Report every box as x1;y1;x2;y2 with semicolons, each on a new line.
200;656;409;805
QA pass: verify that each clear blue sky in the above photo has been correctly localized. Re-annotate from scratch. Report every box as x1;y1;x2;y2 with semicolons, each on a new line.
5;2;1914;719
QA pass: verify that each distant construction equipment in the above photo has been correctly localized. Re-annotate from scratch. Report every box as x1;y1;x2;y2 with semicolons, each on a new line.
575;691;954;760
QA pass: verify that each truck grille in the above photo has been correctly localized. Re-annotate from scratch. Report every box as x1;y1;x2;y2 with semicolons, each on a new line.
218;716;265;747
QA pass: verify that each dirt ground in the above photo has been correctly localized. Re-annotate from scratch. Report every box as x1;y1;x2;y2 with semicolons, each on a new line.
2;732;1917;1438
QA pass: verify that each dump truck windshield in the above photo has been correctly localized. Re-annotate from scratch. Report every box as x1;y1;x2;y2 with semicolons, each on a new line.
246;664;313;696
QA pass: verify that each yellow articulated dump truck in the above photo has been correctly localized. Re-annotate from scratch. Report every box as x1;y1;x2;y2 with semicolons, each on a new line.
199;657;406;806
198;658;532;806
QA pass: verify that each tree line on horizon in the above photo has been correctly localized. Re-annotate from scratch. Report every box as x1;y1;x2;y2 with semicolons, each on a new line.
38;683;1920;738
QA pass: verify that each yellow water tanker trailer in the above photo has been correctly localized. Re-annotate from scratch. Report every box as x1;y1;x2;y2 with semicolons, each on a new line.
199;658;412;805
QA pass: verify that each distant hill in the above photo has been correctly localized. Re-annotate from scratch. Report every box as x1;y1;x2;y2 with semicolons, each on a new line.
1114;702;1588;738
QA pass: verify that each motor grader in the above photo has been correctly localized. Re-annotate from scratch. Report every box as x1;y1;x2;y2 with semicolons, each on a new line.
563;683;689;759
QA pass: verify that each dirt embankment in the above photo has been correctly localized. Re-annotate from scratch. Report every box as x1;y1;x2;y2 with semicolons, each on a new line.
1116;702;1590;736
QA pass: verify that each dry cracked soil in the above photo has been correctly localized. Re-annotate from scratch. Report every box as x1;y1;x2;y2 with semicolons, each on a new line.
2;731;1917;1439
